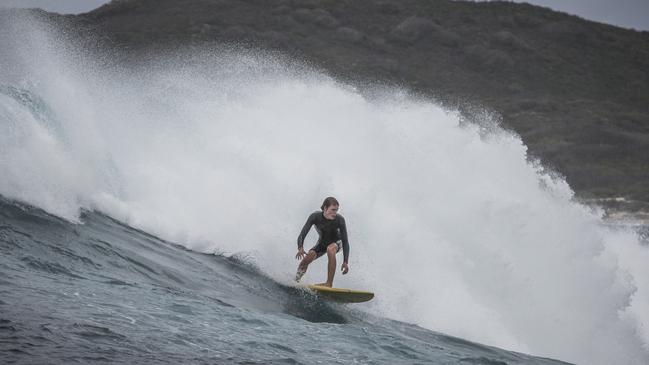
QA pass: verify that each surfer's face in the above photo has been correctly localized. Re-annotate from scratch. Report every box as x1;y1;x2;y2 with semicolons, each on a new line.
323;205;338;220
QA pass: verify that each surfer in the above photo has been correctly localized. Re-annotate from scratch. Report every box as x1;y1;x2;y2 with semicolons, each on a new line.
294;197;350;287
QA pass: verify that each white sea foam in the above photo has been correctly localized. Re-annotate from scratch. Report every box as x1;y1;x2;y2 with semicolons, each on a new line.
1;14;648;364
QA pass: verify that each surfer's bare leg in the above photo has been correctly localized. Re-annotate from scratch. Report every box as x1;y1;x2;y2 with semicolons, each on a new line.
322;243;338;287
296;250;317;282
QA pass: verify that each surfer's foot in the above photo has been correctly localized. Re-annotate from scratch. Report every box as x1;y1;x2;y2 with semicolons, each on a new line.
295;269;306;282
315;282;333;287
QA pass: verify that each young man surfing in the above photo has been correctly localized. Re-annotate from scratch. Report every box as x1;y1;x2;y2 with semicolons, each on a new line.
294;197;350;287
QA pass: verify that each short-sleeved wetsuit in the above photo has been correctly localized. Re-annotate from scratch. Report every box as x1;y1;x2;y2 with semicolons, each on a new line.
297;211;350;263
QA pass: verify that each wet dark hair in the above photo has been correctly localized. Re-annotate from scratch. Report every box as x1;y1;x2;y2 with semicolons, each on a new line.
321;197;339;211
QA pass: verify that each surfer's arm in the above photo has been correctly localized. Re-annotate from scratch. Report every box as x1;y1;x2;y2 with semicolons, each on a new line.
340;216;350;264
297;213;316;249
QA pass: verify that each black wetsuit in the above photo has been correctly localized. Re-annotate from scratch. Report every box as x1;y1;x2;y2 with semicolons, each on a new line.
297;211;350;263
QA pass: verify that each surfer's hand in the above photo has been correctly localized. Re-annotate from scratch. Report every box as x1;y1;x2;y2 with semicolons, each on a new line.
295;248;306;260
341;262;349;274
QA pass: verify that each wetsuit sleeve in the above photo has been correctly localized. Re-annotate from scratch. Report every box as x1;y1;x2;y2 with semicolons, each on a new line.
340;216;350;263
297;213;316;249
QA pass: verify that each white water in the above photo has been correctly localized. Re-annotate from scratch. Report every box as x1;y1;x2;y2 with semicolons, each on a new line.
2;15;649;365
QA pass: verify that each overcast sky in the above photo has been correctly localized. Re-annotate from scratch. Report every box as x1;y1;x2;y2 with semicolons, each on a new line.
1;0;648;31
0;0;108;14
510;0;649;31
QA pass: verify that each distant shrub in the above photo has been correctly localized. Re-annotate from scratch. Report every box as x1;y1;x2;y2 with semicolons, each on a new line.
493;30;532;50
336;27;364;43
377;1;402;15
464;44;514;70
390;16;439;44
513;13;542;27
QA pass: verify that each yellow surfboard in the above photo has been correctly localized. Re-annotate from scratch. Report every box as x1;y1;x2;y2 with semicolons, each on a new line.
306;285;374;303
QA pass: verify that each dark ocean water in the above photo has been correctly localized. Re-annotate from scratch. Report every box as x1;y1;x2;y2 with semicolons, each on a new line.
0;197;570;364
